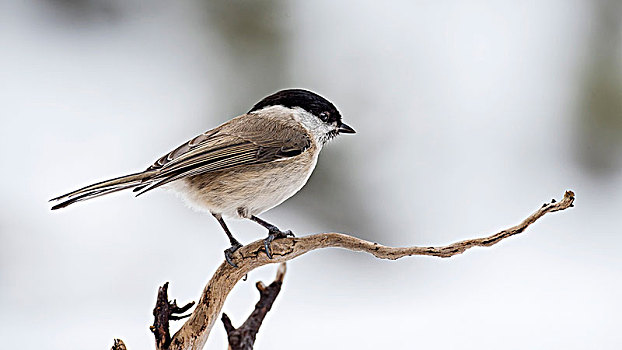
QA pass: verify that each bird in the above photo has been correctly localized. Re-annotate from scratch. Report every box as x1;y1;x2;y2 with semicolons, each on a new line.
50;89;356;266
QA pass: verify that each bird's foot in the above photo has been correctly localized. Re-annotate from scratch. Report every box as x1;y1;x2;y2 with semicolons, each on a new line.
263;228;295;259
224;241;243;268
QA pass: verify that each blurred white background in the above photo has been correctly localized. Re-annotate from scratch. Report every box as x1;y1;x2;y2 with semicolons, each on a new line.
2;0;622;349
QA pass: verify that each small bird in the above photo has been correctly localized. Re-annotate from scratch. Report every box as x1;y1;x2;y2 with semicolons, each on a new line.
50;89;355;266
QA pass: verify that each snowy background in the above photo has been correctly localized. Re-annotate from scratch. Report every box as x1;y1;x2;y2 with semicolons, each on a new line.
1;0;621;349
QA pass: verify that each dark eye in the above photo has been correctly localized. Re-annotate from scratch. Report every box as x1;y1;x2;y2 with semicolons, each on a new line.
319;111;330;121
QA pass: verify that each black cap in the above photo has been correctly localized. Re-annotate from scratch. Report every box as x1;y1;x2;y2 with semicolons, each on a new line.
250;89;343;125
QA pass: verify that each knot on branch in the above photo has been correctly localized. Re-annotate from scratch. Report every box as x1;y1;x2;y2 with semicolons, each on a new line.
221;263;287;350
151;282;195;350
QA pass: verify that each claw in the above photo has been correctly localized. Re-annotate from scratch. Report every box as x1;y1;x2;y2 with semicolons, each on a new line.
225;252;237;268
263;235;274;259
263;229;295;259
224;242;243;268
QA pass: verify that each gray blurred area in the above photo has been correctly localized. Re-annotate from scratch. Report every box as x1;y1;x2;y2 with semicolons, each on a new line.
1;0;621;349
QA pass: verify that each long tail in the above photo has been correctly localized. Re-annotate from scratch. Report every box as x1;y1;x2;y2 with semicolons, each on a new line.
50;171;157;210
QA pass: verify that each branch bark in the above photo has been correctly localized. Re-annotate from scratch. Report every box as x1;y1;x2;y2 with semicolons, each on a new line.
161;190;574;350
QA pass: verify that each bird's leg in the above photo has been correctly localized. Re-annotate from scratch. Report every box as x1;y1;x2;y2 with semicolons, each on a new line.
249;215;295;259
212;213;243;267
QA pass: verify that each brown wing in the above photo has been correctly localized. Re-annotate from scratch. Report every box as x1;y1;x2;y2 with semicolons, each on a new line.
134;112;311;195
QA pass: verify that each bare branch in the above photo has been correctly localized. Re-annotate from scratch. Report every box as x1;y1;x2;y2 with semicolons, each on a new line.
111;339;127;350
163;190;574;350
221;263;287;350
151;282;195;350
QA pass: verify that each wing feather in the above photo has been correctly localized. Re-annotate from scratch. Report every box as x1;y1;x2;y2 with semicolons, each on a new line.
135;113;311;195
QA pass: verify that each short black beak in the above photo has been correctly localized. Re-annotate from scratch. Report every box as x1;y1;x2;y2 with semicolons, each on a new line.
338;123;356;134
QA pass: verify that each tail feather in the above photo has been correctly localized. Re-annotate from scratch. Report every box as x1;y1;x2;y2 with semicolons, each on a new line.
51;185;135;210
50;171;156;210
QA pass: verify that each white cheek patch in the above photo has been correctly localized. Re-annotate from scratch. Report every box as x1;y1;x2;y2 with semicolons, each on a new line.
291;107;336;146
250;105;337;147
